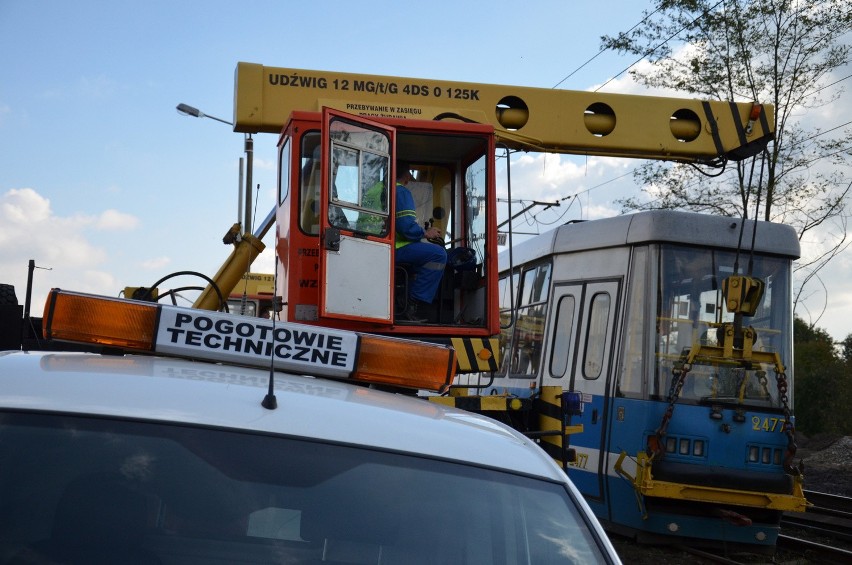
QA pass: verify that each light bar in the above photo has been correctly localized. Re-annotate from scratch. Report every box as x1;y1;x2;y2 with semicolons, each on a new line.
43;290;159;350
356;334;455;392
42;289;455;390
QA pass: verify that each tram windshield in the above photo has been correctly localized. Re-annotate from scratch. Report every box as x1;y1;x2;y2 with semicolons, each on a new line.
655;245;793;408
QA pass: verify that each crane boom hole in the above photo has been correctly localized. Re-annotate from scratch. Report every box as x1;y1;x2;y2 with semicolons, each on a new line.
495;96;529;130
584;103;616;137
670;108;701;142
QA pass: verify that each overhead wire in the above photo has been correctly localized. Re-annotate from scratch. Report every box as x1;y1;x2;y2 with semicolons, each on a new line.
785;118;852;152
529;198;576;227
552;5;663;89
594;0;726;92
502;167;637;234
805;69;852;98
514;1;851;234
513;0;726;234
524;115;851;229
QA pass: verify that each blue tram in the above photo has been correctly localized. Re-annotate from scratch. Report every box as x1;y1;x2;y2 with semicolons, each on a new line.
454;209;807;549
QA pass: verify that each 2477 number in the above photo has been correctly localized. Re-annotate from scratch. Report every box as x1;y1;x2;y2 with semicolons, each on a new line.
752;416;783;432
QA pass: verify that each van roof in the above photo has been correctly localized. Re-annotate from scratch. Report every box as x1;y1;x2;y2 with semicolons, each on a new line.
0;351;563;481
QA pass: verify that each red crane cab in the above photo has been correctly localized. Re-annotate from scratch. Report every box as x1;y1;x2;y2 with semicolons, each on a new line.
274;108;500;348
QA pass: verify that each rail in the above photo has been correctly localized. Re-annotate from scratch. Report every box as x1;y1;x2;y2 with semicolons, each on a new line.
778;489;852;563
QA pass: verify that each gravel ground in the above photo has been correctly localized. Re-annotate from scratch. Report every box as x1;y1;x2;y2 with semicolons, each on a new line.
796;435;852;496
609;435;852;564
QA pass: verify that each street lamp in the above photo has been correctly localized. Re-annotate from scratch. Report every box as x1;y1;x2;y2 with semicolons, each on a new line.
176;103;233;126
176;103;254;233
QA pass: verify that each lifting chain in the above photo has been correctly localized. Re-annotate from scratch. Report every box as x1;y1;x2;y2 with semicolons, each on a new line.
648;358;691;457
756;369;770;397
774;369;801;475
649;356;801;478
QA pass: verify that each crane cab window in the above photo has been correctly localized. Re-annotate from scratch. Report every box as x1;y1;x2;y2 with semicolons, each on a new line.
278;137;291;206
328;119;391;236
298;131;322;235
464;155;488;265
295;128;391;237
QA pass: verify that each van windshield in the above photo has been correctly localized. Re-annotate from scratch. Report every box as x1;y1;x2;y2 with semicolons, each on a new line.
0;412;610;564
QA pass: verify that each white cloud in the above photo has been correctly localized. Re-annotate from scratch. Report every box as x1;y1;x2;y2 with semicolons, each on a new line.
2;188;51;224
0;187;134;310
96;209;140;230
500;151;638;222
141;256;172;270
253;156;277;171
252;248;277;276
590;58;683;98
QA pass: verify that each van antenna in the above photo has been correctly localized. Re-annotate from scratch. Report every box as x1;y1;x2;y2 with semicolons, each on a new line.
261;253;279;410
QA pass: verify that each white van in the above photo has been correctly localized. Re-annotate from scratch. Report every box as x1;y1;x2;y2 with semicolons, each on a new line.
0;290;620;564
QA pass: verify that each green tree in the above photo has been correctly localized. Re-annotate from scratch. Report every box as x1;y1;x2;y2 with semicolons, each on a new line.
792;316;850;435
602;0;852;323
840;333;852;363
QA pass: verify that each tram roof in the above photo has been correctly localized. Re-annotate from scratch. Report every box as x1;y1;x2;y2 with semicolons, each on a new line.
501;210;800;269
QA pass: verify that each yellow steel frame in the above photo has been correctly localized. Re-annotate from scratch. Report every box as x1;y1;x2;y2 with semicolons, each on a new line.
615;451;808;514
234;62;774;163
193;234;265;311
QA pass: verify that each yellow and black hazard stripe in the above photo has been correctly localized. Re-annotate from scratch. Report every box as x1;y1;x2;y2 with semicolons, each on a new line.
450;337;501;373
536;386;582;466
429;394;530;412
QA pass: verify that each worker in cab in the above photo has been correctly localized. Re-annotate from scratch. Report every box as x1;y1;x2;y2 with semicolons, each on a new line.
395;162;447;323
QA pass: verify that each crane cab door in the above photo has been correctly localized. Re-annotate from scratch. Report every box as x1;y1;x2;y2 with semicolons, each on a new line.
547;279;620;503
318;109;396;324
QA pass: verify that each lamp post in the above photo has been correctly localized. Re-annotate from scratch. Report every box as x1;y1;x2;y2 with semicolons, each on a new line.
176;103;233;126
176;103;254;233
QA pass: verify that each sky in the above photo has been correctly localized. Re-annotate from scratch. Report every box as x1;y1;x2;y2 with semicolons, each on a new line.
1;0;851;340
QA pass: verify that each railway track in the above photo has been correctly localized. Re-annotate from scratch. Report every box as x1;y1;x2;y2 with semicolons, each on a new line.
777;489;852;563
610;489;852;564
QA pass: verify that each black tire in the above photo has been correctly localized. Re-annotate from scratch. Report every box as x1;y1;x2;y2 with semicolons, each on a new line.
0;284;18;306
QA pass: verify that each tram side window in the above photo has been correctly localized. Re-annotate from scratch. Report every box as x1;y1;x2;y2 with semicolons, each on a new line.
504;263;551;377
582;293;611;380
549;295;576;378
497;272;520;372
498;272;520;312
618;246;649;397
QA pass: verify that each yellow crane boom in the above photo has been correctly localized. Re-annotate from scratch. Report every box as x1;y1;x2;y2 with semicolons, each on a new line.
233;62;773;162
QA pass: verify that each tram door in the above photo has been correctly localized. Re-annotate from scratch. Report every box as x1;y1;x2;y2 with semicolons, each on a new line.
547;280;620;501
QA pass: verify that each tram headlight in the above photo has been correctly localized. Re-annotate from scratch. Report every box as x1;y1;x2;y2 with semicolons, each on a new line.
748;446;760;462
693;440;705;456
